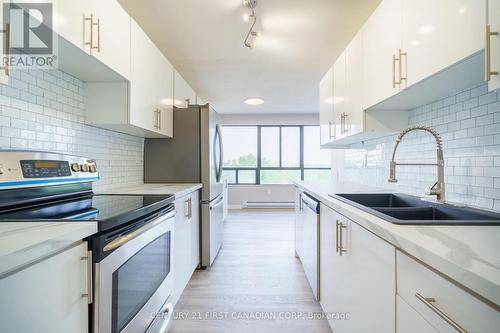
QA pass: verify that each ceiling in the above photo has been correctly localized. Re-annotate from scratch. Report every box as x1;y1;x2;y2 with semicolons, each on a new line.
119;0;381;114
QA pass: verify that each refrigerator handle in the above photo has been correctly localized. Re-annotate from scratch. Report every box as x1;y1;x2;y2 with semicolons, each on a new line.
216;124;223;182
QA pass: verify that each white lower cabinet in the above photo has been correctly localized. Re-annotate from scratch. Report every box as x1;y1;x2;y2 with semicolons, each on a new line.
396;251;500;333
0;242;90;333
173;190;200;305
320;205;396;333
397;295;438;333
294;188;304;259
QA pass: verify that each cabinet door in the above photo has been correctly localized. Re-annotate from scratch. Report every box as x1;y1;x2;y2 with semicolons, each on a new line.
320;205;396;333
397;296;438;333
402;0;486;88
53;0;90;52
157;55;175;137
0;242;89;333
345;31;364;136
173;196;191;304
319;66;335;145
294;188;304;258
489;0;500;91
334;50;347;138
363;0;402;108
130;19;174;134
319;204;339;318
174;70;196;108
90;0;131;79
189;191;200;272
0;0;10;85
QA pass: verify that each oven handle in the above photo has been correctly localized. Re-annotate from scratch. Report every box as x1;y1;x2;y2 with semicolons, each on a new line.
103;210;176;252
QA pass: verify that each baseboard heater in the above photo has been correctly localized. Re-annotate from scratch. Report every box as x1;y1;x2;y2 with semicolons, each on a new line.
243;201;295;209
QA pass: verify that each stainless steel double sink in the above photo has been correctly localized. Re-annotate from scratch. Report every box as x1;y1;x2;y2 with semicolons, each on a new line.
329;193;500;225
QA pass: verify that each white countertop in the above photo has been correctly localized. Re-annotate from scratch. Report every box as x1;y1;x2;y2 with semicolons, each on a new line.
0;183;201;278
0;221;97;277
97;183;202;198
294;180;500;307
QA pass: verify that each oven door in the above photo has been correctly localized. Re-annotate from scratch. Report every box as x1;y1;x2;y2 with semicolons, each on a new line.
94;210;175;333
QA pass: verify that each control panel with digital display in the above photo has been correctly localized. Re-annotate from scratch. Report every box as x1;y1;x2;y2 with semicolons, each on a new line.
20;160;71;178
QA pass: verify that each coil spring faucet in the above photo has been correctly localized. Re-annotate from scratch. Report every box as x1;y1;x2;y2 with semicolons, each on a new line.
388;126;445;203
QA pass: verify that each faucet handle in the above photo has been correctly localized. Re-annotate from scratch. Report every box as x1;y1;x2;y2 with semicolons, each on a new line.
425;181;440;196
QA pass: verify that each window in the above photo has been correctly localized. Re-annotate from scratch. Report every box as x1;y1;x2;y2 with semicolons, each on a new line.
222;125;331;184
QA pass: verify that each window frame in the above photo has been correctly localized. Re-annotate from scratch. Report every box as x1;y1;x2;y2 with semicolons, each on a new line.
222;125;331;185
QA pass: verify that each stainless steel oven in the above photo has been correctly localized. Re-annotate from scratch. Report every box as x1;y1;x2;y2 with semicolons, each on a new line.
93;205;176;333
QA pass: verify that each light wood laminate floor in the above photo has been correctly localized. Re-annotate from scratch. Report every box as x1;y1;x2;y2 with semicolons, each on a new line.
170;209;332;333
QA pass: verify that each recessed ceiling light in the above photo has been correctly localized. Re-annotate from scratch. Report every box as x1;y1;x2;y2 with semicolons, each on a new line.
244;98;265;105
324;96;344;104
161;98;184;107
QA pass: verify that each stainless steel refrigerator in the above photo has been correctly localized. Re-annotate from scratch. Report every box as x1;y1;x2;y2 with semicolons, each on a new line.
144;104;224;268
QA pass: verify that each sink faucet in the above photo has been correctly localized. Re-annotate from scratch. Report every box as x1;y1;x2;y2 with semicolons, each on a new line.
388;126;445;203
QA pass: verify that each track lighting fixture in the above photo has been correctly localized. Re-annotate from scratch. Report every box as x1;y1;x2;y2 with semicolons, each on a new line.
243;0;260;48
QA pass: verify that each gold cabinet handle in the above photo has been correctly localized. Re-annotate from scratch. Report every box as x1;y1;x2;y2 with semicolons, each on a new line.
415;293;468;333
340;113;350;135
153;109;160;129
84;14;93;49
335;220;340;253
81;250;93;304
93;18;101;52
399;48;407;84
189;198;193;219
157;109;162;130
328;120;336;139
336;220;347;256
84;14;100;52
486;25;499;81
185;198;192;219
392;54;398;87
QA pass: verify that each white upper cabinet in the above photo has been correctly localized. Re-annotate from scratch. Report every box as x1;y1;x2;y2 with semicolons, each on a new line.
344;32;364;137
362;0;402;108
53;0;130;79
333;49;347;138
174;70;196;108
0;0;10;85
488;0;500;91
129;19;174;136
85;20;174;138
53;0;90;51
335;31;365;140
319;65;335;146
402;0;485;87
89;0;131;79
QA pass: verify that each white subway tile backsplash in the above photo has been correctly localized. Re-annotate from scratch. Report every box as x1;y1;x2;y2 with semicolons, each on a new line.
343;83;500;211
0;68;144;191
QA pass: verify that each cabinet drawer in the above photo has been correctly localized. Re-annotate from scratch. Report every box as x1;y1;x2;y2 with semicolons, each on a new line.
397;295;437;333
397;251;500;333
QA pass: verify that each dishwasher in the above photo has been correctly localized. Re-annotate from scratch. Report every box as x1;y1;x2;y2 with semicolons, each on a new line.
297;192;320;301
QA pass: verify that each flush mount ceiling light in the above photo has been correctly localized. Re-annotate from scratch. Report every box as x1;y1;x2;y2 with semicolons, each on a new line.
244;97;265;105
324;96;345;104
242;0;260;48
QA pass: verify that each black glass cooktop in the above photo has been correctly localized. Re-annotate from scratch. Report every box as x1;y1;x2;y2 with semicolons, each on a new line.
0;194;175;231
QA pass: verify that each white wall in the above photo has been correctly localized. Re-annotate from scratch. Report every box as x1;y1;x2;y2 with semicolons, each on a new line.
337;83;500;211
221;113;321;208
0;68;144;191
